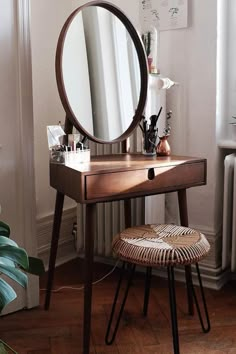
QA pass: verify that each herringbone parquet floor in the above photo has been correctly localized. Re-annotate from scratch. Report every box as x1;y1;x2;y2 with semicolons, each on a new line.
0;258;236;354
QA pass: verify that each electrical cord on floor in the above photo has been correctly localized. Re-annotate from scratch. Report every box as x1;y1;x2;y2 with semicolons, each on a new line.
40;259;120;293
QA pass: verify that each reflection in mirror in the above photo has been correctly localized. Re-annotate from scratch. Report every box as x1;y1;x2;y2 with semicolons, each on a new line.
61;6;141;141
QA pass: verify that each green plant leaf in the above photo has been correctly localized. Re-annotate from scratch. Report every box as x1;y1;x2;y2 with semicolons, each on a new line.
0;264;28;288
0;278;16;313
0;257;15;267
0;340;17;354
24;256;45;276
0;342;8;354
0;245;29;269
0;236;18;247
0;221;10;238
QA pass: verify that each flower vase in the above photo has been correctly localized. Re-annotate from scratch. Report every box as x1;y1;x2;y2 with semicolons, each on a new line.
156;135;171;156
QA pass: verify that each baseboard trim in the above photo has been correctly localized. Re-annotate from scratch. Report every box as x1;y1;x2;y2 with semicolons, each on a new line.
84;255;231;290
39;239;77;271
150;265;230;290
38;245;231;290
37;207;77;269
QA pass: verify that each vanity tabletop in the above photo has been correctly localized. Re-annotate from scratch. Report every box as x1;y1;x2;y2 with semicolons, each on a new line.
50;153;207;204
51;153;206;174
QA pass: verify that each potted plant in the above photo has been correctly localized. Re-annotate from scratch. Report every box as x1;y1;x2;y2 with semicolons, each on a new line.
0;220;45;354
141;26;160;74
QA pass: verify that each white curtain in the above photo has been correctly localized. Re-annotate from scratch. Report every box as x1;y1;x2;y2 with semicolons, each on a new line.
82;7;140;140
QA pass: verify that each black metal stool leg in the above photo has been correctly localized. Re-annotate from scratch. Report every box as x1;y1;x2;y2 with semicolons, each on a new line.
105;262;136;345
190;263;211;333
167;266;180;354
143;267;152;316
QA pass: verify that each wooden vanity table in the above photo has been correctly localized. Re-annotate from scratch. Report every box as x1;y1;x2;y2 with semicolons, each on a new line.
45;2;207;353
45;153;206;353
50;154;206;204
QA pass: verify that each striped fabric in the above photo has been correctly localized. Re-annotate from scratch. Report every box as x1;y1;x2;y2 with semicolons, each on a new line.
112;224;210;266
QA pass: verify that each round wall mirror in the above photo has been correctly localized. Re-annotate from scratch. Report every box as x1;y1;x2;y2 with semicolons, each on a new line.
56;1;148;143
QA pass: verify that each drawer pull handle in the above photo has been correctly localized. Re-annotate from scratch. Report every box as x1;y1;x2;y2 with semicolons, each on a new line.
148;168;155;180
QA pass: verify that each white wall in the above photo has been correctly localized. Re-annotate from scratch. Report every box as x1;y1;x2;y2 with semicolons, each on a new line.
31;1;221;271
160;1;219;230
31;1;74;219
160;1;222;273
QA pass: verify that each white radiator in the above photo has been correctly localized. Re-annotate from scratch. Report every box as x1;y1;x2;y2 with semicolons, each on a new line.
222;153;236;271
76;135;144;257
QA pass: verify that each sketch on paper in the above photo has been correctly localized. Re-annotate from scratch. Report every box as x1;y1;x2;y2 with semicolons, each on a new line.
139;0;188;31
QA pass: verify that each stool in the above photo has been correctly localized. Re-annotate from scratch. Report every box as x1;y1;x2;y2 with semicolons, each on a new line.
105;224;211;354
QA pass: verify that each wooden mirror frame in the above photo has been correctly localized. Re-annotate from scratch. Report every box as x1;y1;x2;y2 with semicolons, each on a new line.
55;0;148;144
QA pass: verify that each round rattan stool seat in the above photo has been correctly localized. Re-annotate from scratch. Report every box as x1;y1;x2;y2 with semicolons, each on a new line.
112;224;210;267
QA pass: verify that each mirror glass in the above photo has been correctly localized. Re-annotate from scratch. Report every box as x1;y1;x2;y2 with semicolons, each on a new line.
57;4;147;143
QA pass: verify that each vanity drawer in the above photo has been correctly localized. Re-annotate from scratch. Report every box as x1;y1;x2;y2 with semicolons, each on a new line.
85;161;206;201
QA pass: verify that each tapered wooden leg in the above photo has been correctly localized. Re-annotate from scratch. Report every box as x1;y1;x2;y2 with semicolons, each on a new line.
83;203;96;354
178;189;188;227
124;199;132;228
124;199;133;273
184;264;194;315
178;189;194;316
45;191;64;310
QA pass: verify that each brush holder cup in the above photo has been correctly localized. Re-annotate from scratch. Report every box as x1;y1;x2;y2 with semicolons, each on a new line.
142;130;158;155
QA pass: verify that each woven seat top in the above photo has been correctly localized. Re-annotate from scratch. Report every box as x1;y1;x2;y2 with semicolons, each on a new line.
112;224;210;266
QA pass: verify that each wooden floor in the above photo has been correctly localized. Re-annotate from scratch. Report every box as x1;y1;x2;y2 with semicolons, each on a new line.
0;258;236;354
